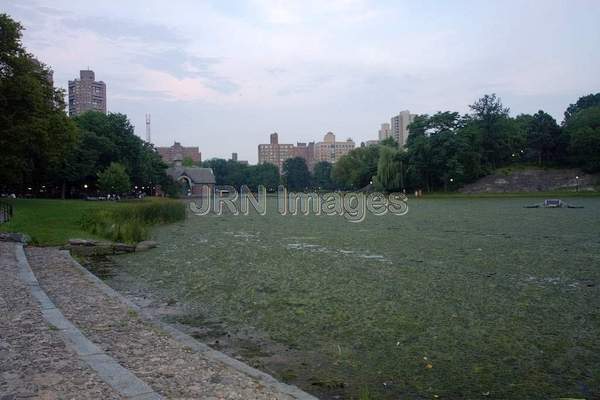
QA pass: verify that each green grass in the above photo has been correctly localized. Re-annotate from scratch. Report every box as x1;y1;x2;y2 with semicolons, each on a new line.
111;196;600;399
0;198;185;245
0;199;117;245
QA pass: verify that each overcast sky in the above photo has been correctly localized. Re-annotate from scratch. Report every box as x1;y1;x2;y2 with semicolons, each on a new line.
5;0;600;162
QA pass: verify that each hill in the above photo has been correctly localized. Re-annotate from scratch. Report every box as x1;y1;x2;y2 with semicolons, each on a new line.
460;167;599;193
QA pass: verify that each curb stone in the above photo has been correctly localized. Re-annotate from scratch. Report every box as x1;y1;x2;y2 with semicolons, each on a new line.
14;244;163;400
62;250;320;400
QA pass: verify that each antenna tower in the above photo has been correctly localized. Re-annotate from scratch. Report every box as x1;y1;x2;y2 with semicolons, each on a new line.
145;113;151;143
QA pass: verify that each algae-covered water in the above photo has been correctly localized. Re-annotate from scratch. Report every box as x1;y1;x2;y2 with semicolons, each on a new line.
110;197;600;399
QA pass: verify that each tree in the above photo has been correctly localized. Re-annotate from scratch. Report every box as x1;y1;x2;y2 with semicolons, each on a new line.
516;111;564;166
312;161;333;190
202;158;229;184
379;136;398;148
405;112;469;191
282;157;310;191
72;111;168;192
202;158;254;188
247;163;279;191
97;162;131;195
564;106;600;172
373;146;401;192
467;94;520;169
564;93;600;124
332;146;379;190
0;14;78;193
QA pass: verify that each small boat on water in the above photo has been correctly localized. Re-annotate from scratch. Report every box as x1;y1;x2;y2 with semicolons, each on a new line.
524;199;584;208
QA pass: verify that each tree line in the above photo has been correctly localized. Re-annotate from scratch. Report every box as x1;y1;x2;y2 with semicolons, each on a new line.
0;14;173;198
333;93;600;192
2;13;598;197
209;91;600;194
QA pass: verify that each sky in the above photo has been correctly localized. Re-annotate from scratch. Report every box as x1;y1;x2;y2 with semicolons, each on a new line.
4;0;600;163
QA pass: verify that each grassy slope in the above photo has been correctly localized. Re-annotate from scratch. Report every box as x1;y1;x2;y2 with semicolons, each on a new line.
0;199;120;245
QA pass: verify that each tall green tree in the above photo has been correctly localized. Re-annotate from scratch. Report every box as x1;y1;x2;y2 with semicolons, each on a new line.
379;136;398;148
467;94;523;169
202;158;229;184
282;157;311;191
332;146;379;189
247;163;279;191
72;111;167;191
564;106;600;172
312;161;334;190
405;112;468;191
516;111;565;166
373;146;401;192
0;13;78;192
564;93;600;124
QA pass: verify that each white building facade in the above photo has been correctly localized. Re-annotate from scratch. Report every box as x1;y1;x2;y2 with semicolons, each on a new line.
390;110;416;147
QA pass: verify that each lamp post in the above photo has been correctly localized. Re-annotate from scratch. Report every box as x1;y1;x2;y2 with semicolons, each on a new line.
576;176;579;192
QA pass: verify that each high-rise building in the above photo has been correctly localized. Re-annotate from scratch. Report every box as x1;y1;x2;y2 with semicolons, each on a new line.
258;132;355;172
258;133;294;172
68;70;106;116
378;123;391;141
314;132;355;164
391;110;416;147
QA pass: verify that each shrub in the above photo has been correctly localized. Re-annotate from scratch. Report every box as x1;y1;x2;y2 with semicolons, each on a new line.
97;162;131;195
81;199;185;243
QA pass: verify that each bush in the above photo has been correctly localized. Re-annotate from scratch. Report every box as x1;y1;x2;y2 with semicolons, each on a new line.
81;199;185;243
97;162;131;195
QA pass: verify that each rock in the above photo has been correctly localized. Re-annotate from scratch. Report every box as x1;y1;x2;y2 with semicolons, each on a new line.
135;240;158;252
0;232;31;244
112;243;136;254
68;239;97;246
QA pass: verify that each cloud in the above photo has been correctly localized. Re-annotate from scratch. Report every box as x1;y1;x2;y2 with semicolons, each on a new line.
3;0;599;161
139;49;239;94
62;15;185;43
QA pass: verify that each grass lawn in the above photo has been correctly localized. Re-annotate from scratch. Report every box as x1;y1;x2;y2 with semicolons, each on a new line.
0;198;184;245
110;195;600;399
0;199;118;245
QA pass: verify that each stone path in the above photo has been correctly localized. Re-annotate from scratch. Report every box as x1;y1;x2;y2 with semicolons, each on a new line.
0;242;122;399
0;241;316;400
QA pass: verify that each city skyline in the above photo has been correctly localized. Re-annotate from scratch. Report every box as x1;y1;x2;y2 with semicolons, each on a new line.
5;0;599;163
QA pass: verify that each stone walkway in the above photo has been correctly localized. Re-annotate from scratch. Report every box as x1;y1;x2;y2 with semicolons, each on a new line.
1;242;316;400
0;242;121;399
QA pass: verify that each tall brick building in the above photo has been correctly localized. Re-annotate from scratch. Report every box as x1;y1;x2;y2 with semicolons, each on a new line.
258;132;354;172
314;132;355;164
68;70;106;116
156;142;202;165
258;133;294;172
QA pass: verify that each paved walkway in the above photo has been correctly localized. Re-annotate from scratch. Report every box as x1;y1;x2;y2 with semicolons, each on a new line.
0;242;121;399
1;242;316;400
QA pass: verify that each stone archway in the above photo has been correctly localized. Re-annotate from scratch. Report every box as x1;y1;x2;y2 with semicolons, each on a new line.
177;176;193;197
